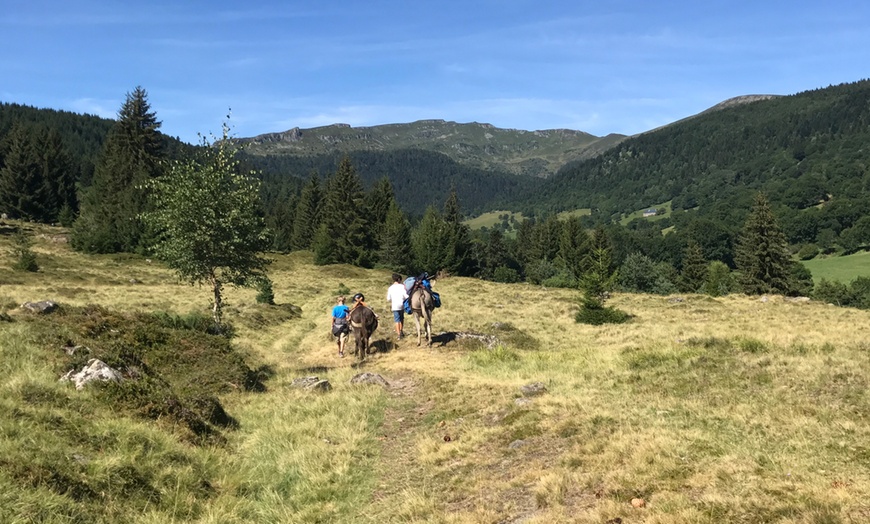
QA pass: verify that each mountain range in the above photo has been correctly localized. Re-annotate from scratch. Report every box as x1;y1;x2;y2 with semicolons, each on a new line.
237;119;626;178
3;80;869;236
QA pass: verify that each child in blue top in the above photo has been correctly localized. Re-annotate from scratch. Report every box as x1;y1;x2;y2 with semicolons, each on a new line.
331;296;350;357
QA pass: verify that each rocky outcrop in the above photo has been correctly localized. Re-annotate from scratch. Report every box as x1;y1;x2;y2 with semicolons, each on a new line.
60;359;124;390
21;300;59;314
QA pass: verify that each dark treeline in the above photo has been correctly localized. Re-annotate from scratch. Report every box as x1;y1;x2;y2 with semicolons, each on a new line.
243;148;542;217
0;100;192;227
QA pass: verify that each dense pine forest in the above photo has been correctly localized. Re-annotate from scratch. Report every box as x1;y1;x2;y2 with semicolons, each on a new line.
2;81;870;311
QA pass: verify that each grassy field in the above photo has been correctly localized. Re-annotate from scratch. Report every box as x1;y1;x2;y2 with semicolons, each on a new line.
463;210;525;230
803;250;870;283
4;221;870;522
620;200;673;225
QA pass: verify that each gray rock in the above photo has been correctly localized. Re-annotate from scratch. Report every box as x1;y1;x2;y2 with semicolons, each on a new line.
62;345;89;356
291;376;321;388
514;397;533;406
60;359;124;390
291;376;332;392
21;300;58;314
350;372;390;388
508;439;527;449
520;381;548;397
308;379;332;392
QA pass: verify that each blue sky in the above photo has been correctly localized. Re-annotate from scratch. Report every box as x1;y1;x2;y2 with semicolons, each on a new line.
3;0;869;144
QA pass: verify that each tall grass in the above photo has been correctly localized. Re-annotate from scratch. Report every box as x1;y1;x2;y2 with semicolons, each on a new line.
4;222;870;522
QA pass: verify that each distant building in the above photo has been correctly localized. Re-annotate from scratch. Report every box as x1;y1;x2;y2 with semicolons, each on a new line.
642;208;657;217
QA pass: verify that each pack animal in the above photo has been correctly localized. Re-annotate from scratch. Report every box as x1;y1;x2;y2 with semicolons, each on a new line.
409;286;434;347
349;305;378;359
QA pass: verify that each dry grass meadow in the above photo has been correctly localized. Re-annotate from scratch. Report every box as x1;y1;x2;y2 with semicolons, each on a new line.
3;221;870;523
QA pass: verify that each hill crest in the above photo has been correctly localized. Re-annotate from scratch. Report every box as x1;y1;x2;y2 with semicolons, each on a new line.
237;119;627;178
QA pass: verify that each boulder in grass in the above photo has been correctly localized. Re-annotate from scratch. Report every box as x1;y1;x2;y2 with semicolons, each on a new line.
60;359;124;390
520;381;548;397
350;372;390;388
291;376;332;392
21;300;58;314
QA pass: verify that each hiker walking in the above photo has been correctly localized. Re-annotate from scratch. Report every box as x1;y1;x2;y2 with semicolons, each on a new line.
386;273;409;340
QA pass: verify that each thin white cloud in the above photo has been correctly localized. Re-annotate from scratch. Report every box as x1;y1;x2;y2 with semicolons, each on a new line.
69;98;117;119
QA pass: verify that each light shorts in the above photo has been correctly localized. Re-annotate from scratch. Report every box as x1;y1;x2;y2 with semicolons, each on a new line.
392;310;404;323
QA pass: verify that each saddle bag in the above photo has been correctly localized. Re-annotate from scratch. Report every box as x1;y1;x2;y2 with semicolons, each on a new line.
332;320;349;337
432;291;441;308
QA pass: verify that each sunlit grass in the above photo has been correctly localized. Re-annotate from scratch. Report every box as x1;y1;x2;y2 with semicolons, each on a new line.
3;220;870;522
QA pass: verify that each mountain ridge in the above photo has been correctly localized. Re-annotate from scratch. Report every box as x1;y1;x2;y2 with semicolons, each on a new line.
236;119;627;178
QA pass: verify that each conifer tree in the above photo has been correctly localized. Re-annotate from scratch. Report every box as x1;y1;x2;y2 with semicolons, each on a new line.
36;127;78;222
0;123;47;221
412;205;450;273
479;228;509;280
378;201;413;272
365;176;397;256
268;193;297;252
576;227;628;324
734;192;794;295
559;216;590;281
72;86;164;253
679;241;708;292
441;188;473;275
291;171;321;250
311;157;370;265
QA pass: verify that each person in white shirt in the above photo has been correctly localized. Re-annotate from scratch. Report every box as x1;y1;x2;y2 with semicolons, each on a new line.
386;273;410;340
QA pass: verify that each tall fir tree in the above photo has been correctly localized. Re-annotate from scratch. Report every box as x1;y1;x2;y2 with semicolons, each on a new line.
411;205;450;273
311;157;370;266
36;127;78;222
378;201;413;272
72;86;164;253
679;240;709;293
479;228;510;280
734;192;794;295
267;193;297;252
0;123;48;221
441;188;473;275
558;216;590;281
291;171;321;250
364;176;397;256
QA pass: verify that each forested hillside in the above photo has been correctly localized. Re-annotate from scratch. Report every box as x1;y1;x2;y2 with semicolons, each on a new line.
527;80;870;239
248;148;542;217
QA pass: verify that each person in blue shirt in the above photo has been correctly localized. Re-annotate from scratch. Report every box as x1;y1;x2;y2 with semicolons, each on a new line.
331;296;350;357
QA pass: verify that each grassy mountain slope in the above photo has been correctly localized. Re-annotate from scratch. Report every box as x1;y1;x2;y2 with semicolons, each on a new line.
238;119;626;178
4;222;870;522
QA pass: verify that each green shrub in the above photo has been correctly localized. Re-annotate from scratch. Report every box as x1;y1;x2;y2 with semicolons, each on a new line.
797;243;819;260
813;278;851;306
575;297;631;325
492;265;520;283
10;230;39;272
255;276;275;305
618;253;678;294
703;261;737;296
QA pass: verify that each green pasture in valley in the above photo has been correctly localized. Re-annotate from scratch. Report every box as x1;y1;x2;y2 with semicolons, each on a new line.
802;250;870;283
